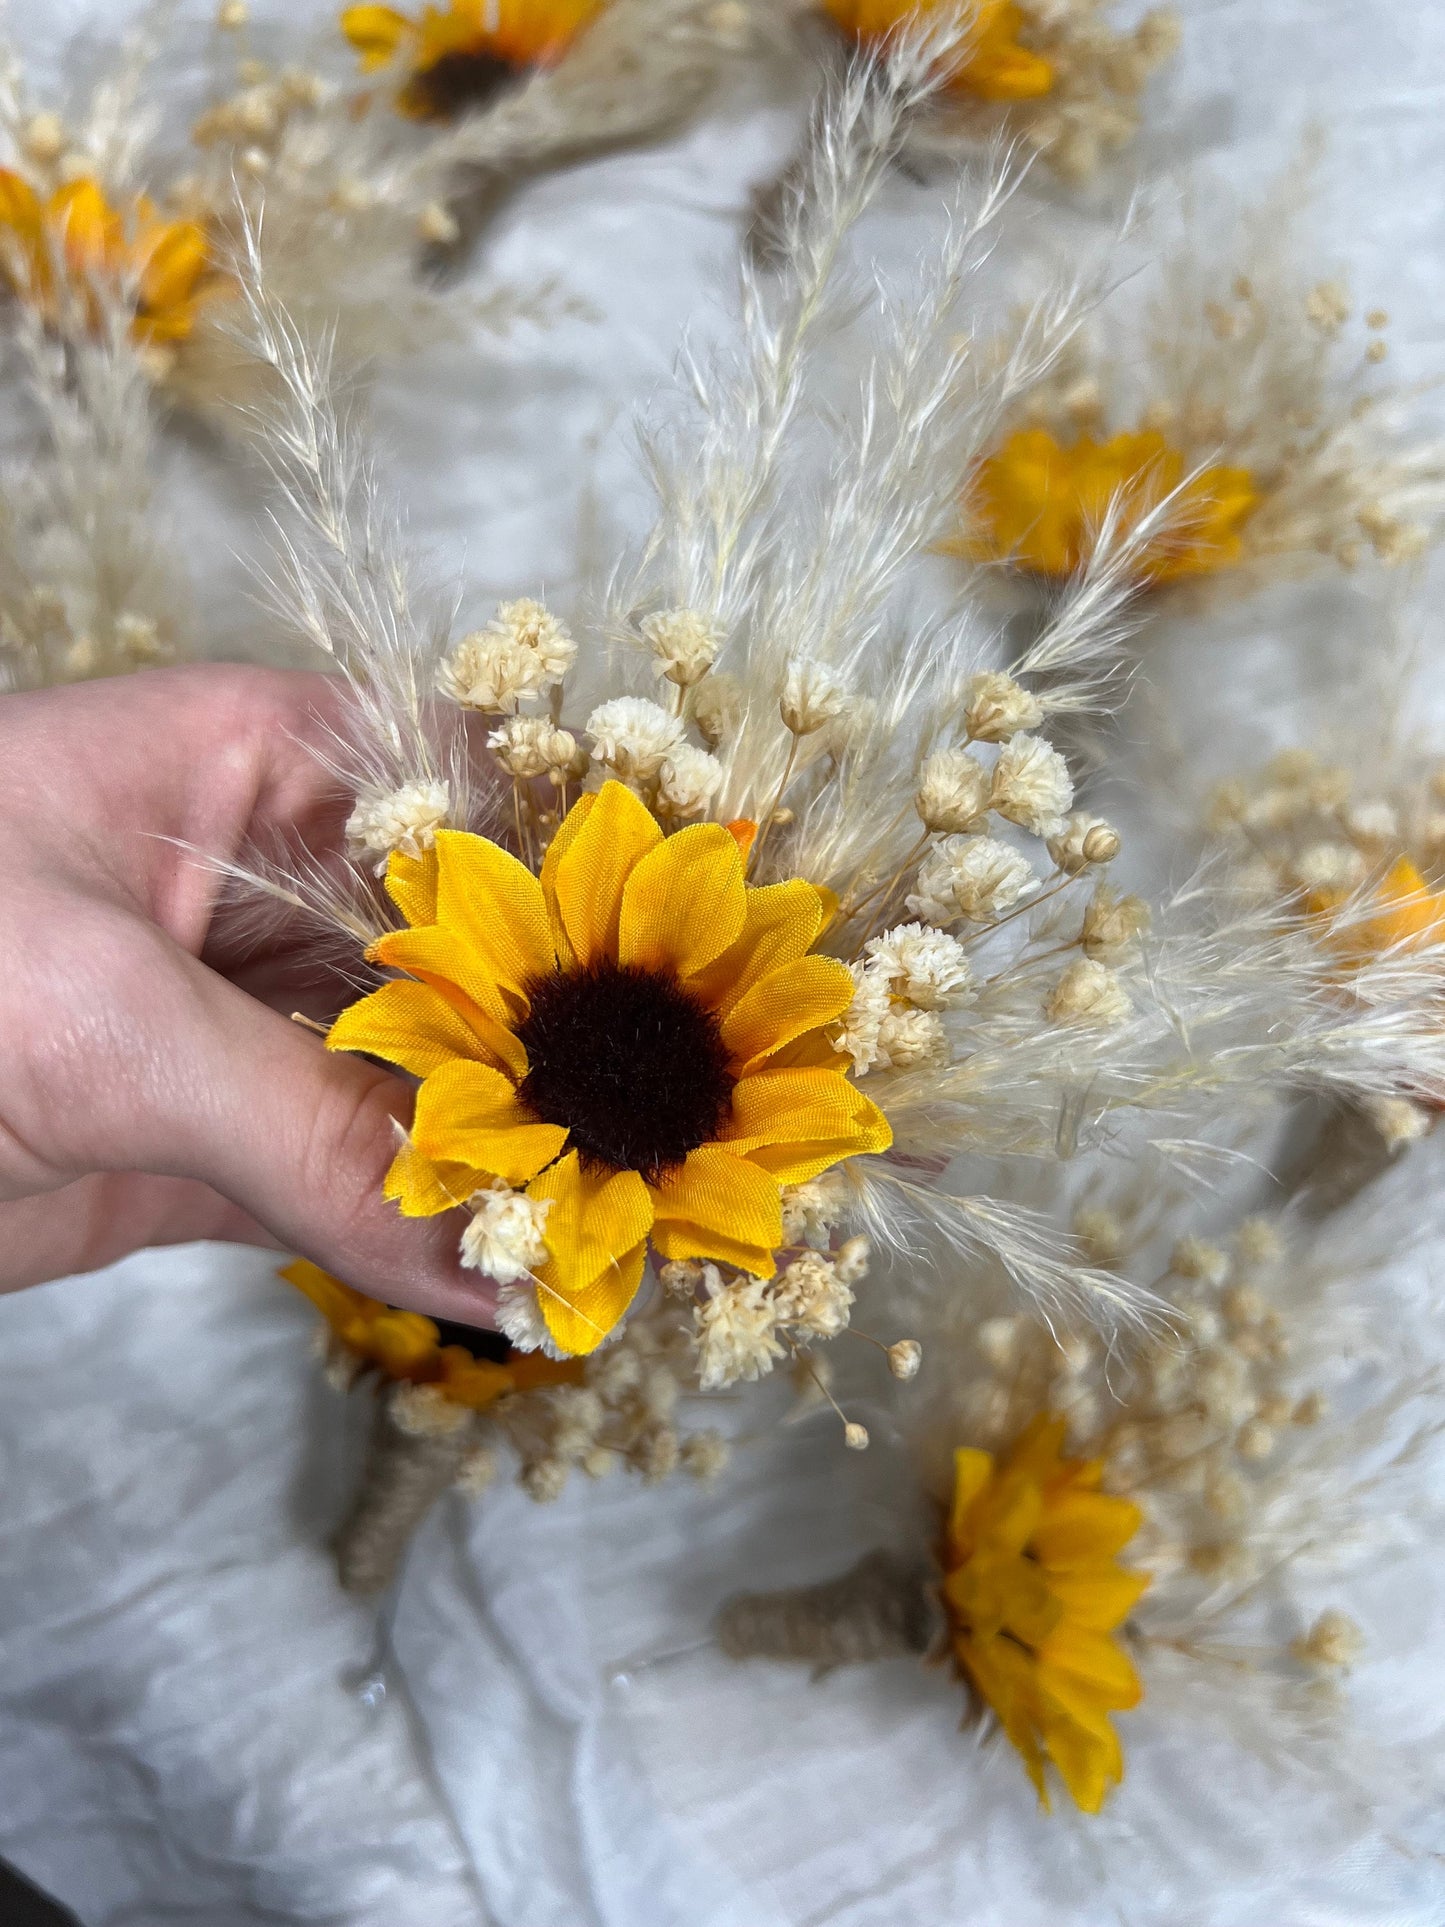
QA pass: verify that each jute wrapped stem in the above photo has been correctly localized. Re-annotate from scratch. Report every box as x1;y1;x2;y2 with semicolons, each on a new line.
334;1392;478;1594
716;1549;941;1670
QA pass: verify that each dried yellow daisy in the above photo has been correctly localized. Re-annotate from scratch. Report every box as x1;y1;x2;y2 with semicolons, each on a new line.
341;0;604;120
941;1413;1148;1813
820;0;1054;102
281;1258;581;1404
326;780;892;1356
957;424;1258;586
0;169;220;348
1307;854;1445;964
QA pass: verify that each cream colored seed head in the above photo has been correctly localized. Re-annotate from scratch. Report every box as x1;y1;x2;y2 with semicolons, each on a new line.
644;607;721;688
1291;1608;1363;1670
218;0;248;25
781;660;848;736
1235;1419;1276;1462
976;1316;1020;1369
1043;958;1130;1028
21;112;65;165
962;669;1043;743
843;1422;870;1451
418;202;461;246
887;1339;922;1381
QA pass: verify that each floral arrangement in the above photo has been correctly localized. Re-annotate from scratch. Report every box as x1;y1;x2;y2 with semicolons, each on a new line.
715;1183;1445;1828
7;0;1445;1904
233;36;1445;1750
958;171;1445;601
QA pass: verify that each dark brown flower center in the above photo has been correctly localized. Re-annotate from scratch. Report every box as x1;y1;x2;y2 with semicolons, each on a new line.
515;960;736;1183
401;49;519;121
427;1317;515;1363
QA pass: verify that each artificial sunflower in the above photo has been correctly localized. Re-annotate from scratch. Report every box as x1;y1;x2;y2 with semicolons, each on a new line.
0;170;217;349
281;1258;581;1404
958;424;1258;586
820;0;1053;104
940;1413;1148;1813
326;780;891;1357
341;0;604;120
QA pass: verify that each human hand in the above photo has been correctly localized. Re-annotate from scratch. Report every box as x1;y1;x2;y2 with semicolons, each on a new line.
0;663;496;1324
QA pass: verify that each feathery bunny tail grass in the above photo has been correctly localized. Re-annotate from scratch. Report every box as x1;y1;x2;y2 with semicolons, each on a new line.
607;23;972;649
0;297;193;690
229;219;480;829
852;1164;1169;1339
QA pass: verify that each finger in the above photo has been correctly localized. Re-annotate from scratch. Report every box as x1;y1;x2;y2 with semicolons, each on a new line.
0;1173;280;1293
47;939;500;1330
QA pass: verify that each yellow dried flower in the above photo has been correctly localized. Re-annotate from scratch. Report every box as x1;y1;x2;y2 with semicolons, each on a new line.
280;1258;580;1404
326;782;891;1356
820;0;1054;103
341;0;604;120
957;425;1258;586
0;169;222;348
940;1414;1148;1813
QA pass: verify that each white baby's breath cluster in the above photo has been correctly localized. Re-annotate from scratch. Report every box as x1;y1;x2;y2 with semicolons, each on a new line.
459;1182;553;1286
492;1301;731;1501
438;599;577;714
837;923;975;1076
550;603;734;818
1208;745;1445;908
644;606;722;688
689;1239;870;1392
486;716;582;783
344;778;451;871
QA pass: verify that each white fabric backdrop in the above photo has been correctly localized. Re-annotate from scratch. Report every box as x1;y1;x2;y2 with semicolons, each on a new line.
4;2;1445;1922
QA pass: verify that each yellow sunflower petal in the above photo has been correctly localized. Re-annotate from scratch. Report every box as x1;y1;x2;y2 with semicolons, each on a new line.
1038;1626;1143;1711
0;167;40;229
436;1349;518;1407
370;925;527;1061
946;1445;995;1554
1045;1563;1150;1632
1030;1490;1144;1570
720;954;858;1072
1001;1413;1070;1486
136;218;208;315
722;1067;892;1182
618;821;748;982
1037;1703;1119;1816
538;1239;648;1357
327;977;519;1079
385;845;439;928
687;879;826;1015
647;1146;783;1276
279;1257;368;1330
383;1136;478;1216
957;1635;1049;1807
432;828;554;1016
539;789;597;966
553;781;661;967
48;177;120;278
341;2;413;66
412;1059;568;1185
527;1150;654;1293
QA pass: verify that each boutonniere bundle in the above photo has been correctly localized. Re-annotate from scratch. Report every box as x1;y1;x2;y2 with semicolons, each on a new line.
954;175;1445;602
716;1189;1445;1828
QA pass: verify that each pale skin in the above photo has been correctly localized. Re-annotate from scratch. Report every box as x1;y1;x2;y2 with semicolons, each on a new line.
0;662;497;1324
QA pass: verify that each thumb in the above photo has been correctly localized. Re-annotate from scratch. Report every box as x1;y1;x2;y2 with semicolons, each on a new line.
82;940;498;1326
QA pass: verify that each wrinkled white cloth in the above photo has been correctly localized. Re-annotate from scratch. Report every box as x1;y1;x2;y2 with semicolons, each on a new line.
5;0;1445;1922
